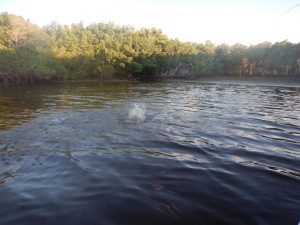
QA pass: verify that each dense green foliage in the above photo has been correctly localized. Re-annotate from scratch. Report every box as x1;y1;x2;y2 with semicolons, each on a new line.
0;13;300;81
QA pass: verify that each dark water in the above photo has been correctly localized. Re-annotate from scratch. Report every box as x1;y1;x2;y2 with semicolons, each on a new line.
0;81;299;225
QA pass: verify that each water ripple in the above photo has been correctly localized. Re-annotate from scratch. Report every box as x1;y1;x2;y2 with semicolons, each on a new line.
0;82;299;225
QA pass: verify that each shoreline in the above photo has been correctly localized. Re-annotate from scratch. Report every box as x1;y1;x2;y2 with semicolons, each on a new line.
0;72;139;85
195;75;300;87
58;79;139;84
1;75;300;87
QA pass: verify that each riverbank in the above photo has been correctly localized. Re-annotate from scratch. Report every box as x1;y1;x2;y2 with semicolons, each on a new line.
1;73;300;87
0;72;139;86
59;79;139;84
0;72;57;85
196;75;300;87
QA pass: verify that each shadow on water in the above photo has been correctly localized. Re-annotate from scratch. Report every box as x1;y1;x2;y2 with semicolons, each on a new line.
0;81;300;225
0;82;139;130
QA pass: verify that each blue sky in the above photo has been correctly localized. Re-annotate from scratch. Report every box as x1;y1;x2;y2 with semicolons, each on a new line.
1;0;299;45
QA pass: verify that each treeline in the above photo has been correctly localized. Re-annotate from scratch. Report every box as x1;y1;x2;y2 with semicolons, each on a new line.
0;12;300;82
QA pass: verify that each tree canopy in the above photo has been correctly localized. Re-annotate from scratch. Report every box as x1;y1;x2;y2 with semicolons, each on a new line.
0;13;299;81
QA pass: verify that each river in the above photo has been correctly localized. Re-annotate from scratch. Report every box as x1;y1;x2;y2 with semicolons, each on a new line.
0;81;299;225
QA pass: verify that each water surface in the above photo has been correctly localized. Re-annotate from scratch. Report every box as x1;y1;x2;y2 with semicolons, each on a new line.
0;81;299;225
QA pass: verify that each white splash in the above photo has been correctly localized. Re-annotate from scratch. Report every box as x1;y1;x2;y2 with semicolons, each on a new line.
128;103;146;123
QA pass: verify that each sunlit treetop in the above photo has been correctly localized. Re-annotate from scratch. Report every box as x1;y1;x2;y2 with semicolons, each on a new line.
0;0;299;45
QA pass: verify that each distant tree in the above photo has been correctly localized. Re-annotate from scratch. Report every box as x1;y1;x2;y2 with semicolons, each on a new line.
1;13;300;82
0;13;37;48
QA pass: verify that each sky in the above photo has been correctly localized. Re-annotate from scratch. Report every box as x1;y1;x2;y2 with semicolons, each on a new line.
0;0;299;45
